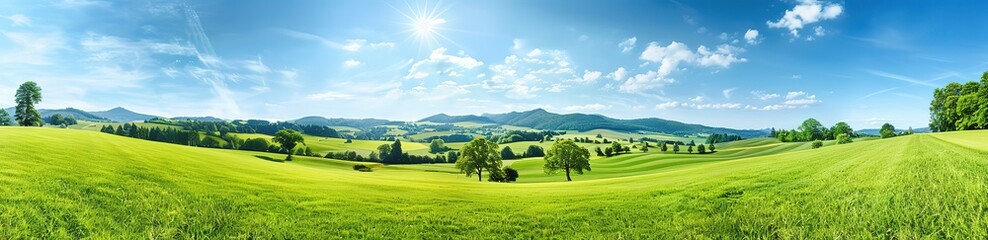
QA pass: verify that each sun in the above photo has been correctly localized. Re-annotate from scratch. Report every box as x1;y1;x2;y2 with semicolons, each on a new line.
392;1;455;51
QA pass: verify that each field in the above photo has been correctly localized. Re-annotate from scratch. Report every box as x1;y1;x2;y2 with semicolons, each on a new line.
2;127;987;238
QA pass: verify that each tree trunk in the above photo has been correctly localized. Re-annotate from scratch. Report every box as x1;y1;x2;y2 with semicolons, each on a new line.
565;166;572;181
477;168;483;182
286;153;292;161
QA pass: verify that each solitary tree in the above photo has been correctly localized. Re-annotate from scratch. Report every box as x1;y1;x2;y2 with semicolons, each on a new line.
880;123;896;138
708;143;716;152
14;81;43;126
687;145;694;154
455;138;503;181
0;109;11;126
272;129;305;161
610;142;623;154
543;139;591;181
595;146;604;156
830;121;854;139
660;142;668;153
697;144;706;154
836;133;853;144
503;167;519;182
673;143;680;154
389;139;404;163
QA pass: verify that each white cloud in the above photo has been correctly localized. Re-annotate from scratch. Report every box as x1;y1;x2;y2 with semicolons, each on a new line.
751;91;780;100
369;42;396;48
786;91;808;99
814;26;826;36
581;70;602;82
5;14;31;26
405;48;483;79
696;44;747;68
526;48;543;58
767;1;843;37
512;38;524;50
719;33;730;41
341;39;365;52
244;56;271;74
784;91;821;106
723;88;736;98
343;59;361;68
547;83;566;92
0;31;66;65
640;41;697;76
619;70;675;93
689;96;705;102
483;48;576;99
307;91;354;101
619;37;637;53
744;29;761;44
562;103;610;111
655;101;680;110
607;67;627;81
410;81;471;101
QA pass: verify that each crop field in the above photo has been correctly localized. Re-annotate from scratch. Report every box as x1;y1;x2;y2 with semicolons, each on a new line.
2;128;987;238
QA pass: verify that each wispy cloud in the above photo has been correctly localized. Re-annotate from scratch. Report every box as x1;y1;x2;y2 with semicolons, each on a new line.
866;70;940;87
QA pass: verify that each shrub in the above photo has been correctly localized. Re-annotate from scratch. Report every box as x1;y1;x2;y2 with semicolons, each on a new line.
811;140;824;149
836;133;853;144
352;164;372;172
503;167;519;182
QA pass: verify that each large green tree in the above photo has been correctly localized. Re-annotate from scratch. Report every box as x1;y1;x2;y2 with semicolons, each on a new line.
455;138;503;181
429;139;445;153
880;123;896;139
543;139;591;181
798;118;825;141
0;109;12;126
830;122;854;139
930;71;988;132
272;129;305;161
14;81;43;127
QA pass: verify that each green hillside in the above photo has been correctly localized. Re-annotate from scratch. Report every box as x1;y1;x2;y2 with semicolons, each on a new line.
2;127;987;238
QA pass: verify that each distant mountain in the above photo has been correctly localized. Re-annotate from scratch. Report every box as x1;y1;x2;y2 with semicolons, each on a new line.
89;107;159;122
291;116;405;129
422;108;768;138
171;116;225;122
419;113;496;123
2;107;109;122
856;127;931;136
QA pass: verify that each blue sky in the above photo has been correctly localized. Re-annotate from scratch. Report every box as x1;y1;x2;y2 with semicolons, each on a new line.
1;0;987;129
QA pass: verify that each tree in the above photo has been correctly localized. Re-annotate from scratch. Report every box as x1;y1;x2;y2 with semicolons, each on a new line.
673;143;680;154
595;146;604;156
503;167;519;182
610;142;622;154
500;146;516;160
377;144;392;162
429;139;446;153
697;144;706;154
798;118;825;141
660;142;668;153
240;138;271;151
272;129;305;161
446;150;458;163
525;145;545;157
543;139;591;181
455;138;502;181
687;145;694;154
708;143;716;152
604;147;613;156
14;81;43;126
830;122;854;139
811;140;823;149
0;109;11;126
389;139;404;164
641;144;649;152
836;133;853;144
880;123;896;138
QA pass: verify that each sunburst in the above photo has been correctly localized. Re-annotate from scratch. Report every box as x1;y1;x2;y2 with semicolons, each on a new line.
392;0;456;52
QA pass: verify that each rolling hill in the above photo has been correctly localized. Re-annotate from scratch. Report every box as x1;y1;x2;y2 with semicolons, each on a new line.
421;109;768;138
88;107;159;122
2;127;986;238
3;107;110;122
291;116;405;129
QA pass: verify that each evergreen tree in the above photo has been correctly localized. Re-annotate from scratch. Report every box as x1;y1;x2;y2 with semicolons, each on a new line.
14;81;42;126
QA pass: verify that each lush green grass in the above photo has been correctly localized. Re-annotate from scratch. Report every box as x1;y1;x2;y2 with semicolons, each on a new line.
2;127;988;238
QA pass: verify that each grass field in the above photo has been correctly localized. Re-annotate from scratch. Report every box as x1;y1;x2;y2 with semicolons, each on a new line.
2;127;987;238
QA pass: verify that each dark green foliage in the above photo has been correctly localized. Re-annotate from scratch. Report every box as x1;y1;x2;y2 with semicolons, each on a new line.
687;145;694;154
422;134;473;143
708;143;716;152
880;123;896;139
660;142;668;152
446;151;458;163
706;133;742;144
0;109;11;126
543;139;591;181
524;145;545;157
500;146;516;160
429;139;446;153
811;140;824;149
352;164;372;172
604;147;613;156
14;81;43;126
930;71;988;132
455;138;503;181
673;143;680;153
697;144;706;154
385;139;403;164
492;130;562;144
273;129;305;161
99;124;202;147
503;167;519;182
44;113;77;126
240;138;271;151
146;117;341;138
595;146;604;156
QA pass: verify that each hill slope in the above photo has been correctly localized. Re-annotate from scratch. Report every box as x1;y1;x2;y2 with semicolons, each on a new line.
88;107;159;122
423;109;767;138
1;127;986;238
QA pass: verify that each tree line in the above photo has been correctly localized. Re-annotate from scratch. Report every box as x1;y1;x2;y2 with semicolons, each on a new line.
769;118;856;143
929;71;988;132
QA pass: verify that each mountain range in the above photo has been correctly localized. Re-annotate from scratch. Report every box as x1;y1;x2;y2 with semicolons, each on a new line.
421;109;768;138
6;106;768;138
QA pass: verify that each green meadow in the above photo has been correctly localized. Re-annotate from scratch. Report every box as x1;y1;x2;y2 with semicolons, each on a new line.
2;127;987;238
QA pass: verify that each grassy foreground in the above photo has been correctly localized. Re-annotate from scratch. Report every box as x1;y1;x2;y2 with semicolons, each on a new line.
1;127;987;238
